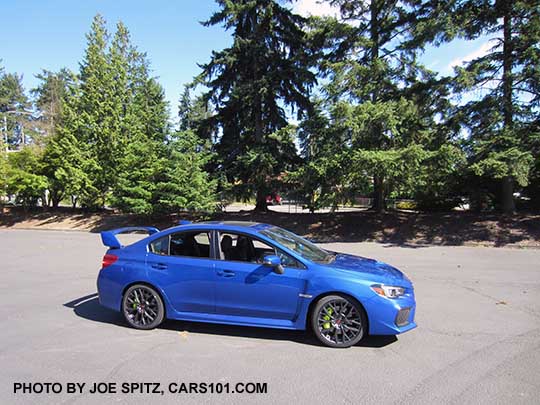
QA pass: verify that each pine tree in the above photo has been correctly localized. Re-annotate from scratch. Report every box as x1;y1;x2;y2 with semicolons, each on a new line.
32;69;75;137
178;85;193;132
128;49;169;145
451;0;539;213
178;85;214;140
198;0;315;211
77;14;120;207
155;130;217;212
113;134;161;214
40;77;96;208
0;64;32;149
111;33;170;214
305;0;457;212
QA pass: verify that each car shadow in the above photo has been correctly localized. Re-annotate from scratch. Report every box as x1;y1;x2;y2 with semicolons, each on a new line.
64;293;398;349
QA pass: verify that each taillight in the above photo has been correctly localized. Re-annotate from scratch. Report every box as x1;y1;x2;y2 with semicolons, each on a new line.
102;254;118;269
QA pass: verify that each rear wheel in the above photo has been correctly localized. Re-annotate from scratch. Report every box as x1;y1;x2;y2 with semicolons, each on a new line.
122;284;164;330
311;295;366;348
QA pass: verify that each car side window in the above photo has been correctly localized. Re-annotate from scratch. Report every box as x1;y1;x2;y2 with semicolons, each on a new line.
218;232;305;269
149;231;211;259
276;249;304;269
149;235;169;255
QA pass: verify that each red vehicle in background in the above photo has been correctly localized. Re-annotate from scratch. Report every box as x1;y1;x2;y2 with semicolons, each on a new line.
266;193;282;205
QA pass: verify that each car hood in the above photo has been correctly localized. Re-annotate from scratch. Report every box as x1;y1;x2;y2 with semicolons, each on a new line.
325;253;410;285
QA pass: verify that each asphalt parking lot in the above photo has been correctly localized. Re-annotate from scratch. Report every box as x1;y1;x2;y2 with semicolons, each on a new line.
1;229;539;404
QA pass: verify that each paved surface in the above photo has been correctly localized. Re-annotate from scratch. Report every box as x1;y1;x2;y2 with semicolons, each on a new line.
1;229;539;404
224;202;367;213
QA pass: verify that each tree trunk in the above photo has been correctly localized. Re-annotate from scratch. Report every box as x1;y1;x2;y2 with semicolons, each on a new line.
501;175;515;213
370;0;379;104
501;1;514;128
500;0;515;214
52;196;61;209
369;1;385;215
251;12;265;210
42;191;49;209
372;175;385;213
254;188;268;212
49;189;63;209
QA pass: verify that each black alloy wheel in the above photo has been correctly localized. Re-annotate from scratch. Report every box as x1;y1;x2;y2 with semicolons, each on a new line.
311;295;366;348
122;284;164;330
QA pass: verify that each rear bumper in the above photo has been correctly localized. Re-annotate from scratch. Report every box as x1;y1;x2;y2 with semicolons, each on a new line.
364;293;417;335
97;268;123;312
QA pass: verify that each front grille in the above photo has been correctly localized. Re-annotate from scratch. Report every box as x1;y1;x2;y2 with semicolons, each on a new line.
395;307;411;327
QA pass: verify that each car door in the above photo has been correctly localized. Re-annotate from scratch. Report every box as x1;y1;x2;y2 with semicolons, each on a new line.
147;230;216;314
214;231;307;321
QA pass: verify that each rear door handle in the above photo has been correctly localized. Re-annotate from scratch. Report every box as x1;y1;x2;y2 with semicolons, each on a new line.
151;263;168;270
217;269;235;277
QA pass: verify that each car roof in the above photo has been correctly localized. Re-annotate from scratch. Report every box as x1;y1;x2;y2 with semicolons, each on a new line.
164;220;274;234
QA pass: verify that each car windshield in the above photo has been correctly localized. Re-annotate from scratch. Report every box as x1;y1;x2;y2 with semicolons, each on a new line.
260;226;333;263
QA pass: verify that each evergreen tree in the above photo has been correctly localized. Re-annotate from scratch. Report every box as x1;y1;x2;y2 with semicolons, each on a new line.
303;0;457;212
178;85;214;140
77;14;120;207
113;134;161;214
0;64;32;149
0;140;7;199
198;0;315;211
40;76;96;208
292;99;362;211
155;130;217;212
451;0;539;213
0;64;26;112
112;76;170;213
178;85;194;132
31;68;75;137
108;21;131;147
127;48;169;145
111;34;170;214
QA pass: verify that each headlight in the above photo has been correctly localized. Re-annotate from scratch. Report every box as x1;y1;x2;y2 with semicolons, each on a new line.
371;284;405;298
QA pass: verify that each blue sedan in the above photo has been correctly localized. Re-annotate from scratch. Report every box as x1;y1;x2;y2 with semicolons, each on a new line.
97;221;416;348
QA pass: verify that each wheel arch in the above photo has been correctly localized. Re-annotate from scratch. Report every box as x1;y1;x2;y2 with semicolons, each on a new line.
121;281;168;318
305;291;370;334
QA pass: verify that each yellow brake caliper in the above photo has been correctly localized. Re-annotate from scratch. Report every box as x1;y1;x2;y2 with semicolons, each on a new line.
322;307;333;329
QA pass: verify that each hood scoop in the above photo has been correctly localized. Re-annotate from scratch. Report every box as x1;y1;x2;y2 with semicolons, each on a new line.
330;254;405;280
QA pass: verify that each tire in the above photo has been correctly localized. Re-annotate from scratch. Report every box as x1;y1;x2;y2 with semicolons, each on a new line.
122;284;165;330
311;295;367;348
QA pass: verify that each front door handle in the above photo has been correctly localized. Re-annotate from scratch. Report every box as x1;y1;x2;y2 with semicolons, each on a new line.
151;263;168;270
217;269;235;277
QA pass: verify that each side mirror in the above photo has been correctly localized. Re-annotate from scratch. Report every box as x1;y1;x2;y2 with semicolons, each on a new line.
263;255;284;274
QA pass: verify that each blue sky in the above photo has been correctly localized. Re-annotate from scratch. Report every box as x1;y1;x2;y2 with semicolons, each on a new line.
1;0;492;116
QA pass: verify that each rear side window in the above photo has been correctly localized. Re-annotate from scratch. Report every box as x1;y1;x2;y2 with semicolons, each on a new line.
149;231;211;259
149;236;169;255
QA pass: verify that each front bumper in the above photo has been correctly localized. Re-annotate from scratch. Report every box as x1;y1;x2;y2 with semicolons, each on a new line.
363;292;417;335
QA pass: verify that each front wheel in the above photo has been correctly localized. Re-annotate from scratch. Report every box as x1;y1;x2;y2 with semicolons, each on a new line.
311;295;367;348
122;284;165;330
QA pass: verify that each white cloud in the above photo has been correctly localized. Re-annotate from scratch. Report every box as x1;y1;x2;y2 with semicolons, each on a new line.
448;41;497;70
293;0;340;18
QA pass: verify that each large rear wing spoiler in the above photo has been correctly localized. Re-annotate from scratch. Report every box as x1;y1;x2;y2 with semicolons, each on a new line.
100;227;160;249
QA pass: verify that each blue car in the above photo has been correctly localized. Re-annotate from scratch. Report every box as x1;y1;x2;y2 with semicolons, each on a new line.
97;221;416;348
